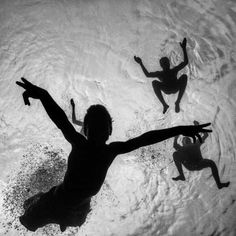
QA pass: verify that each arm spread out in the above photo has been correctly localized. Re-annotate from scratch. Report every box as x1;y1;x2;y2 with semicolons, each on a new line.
173;135;181;150
110;126;181;155
139;61;161;78
174;46;188;72
40;91;85;145
72;105;83;126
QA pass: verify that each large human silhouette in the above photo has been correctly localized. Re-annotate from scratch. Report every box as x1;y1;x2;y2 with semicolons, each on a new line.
172;121;230;189
16;78;211;232
134;38;188;114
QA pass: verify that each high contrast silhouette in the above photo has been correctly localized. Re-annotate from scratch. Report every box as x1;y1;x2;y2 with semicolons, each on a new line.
70;98;84;136
134;38;188;114
172;121;230;189
16;78;211;232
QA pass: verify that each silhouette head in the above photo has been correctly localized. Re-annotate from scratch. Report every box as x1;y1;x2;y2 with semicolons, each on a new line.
159;57;170;70
182;137;192;146
84;104;112;144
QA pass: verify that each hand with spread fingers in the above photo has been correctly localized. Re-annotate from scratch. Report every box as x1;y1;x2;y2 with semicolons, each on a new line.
16;77;46;106
180;123;212;143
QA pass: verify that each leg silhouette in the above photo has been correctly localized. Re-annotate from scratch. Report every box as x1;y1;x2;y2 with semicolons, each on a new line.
197;159;230;189
175;74;187;113
152;81;169;114
172;152;186;181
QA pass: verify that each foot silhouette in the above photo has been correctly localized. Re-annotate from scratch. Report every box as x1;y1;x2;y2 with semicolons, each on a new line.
172;175;185;181
175;103;180;113
163;104;169;114
218;182;230;189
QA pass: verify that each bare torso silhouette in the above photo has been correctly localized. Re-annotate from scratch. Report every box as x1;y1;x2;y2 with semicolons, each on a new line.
176;142;202;165
63;141;115;199
153;68;182;92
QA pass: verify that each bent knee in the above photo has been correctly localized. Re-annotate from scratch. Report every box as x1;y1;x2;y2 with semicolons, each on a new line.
173;152;180;160
152;80;161;87
179;74;187;83
203;159;215;166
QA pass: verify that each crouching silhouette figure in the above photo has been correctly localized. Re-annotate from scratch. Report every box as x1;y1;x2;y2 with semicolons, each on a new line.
134;38;188;114
172;121;230;189
16;78;211;232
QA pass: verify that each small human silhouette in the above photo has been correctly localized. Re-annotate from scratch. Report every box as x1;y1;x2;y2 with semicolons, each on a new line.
70;98;84;136
134;38;188;114
16;78;211;232
172;121;230;189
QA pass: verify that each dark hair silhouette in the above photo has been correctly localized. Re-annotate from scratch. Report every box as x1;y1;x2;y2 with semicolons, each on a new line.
84;104;113;138
159;57;170;70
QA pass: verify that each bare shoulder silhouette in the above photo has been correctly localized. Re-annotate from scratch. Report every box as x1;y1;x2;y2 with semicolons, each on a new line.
16;78;211;232
172;120;230;189
134;38;188;114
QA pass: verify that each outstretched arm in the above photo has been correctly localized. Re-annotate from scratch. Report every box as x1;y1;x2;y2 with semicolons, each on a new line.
16;78;85;145
173;135;181;150
174;38;189;72
134;56;160;78
110;123;212;155
70;99;83;127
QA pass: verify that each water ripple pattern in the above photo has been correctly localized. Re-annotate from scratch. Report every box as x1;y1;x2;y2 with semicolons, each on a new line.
0;0;235;235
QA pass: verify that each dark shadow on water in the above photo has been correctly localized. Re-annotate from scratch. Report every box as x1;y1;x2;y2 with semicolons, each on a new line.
2;144;67;235
134;38;189;114
172;121;230;189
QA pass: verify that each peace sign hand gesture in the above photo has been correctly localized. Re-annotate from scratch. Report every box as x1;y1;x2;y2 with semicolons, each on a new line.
134;56;142;64
181;123;212;143
16;78;46;106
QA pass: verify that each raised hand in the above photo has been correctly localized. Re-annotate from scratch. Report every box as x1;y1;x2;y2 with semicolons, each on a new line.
181;123;212;143
16;78;46;106
179;38;187;49
134;56;142;64
70;98;75;107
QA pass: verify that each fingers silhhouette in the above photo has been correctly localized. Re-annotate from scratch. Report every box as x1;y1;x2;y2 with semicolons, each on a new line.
23;92;30;106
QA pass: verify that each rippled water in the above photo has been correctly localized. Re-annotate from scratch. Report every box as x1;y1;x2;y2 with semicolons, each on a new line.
0;0;235;235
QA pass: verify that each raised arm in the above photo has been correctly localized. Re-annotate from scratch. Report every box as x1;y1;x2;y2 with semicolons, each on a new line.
173;135;182;150
193;120;209;144
173;38;189;72
16;78;85;145
134;56;160;78
70;98;83;127
201;132;209;144
110;123;212;155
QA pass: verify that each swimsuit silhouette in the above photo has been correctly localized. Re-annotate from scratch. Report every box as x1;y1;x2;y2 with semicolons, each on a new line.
16;78;211;232
172;121;230;189
134;38;188;114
